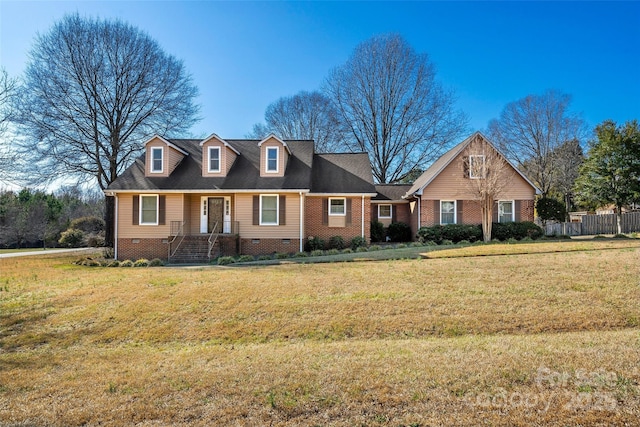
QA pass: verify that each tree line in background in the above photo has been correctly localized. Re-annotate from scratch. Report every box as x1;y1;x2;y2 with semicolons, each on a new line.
0;14;638;248
0;186;105;248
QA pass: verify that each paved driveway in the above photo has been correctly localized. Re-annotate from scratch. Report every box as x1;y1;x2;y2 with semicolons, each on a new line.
0;248;96;259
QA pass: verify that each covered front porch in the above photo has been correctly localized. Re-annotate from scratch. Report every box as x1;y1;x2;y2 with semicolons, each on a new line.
168;193;240;262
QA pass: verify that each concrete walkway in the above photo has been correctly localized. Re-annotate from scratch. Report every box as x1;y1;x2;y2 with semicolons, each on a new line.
0;247;97;258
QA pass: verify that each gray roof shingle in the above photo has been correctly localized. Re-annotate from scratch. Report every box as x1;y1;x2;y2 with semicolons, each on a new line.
107;139;375;194
373;184;412;201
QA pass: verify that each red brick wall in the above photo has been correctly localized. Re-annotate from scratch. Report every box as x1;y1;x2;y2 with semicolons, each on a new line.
117;238;168;261
519;200;535;222
420;199;534;227
305;197;370;243
239;238;302;256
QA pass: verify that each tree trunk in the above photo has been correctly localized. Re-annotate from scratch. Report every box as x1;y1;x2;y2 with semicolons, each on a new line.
616;204;622;235
482;197;493;243
104;195;115;247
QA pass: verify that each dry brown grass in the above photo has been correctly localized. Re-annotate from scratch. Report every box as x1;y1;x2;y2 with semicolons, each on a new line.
1;241;639;426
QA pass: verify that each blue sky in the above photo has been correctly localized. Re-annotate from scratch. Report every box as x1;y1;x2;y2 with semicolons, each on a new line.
1;1;639;139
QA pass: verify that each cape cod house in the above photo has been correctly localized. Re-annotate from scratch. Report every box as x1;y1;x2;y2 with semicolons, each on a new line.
105;131;538;261
105;134;376;262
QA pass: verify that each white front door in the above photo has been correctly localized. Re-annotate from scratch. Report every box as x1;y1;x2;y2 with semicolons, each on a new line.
200;196;208;233
223;196;231;233
201;196;232;234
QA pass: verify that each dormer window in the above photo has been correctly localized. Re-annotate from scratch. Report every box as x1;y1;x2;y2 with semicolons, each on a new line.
266;147;278;173
151;147;163;173
208;147;220;173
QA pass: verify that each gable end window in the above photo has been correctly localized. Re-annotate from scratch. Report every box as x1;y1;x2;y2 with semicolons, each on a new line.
498;200;514;223
260;195;279;225
329;198;346;216
469;155;485;179
151;147;163;173
208;147;221;173
440;200;456;225
378;204;392;219
140;195;159;225
266;147;278;173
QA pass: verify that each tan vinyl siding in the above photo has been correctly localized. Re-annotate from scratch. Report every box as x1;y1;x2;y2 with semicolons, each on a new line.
422;150;535;201
145;137;185;177
201;140;238;177
118;193;184;238
236;193;300;239
259;138;289;177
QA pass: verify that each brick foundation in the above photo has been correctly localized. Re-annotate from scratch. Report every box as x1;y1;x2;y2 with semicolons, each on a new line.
117;238;168;261
239;238;302;256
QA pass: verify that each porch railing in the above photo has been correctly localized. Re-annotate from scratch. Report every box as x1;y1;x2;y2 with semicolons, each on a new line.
168;220;187;261
207;221;219;261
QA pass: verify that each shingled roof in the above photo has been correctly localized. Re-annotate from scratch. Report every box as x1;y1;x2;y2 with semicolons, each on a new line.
373;184;412;201
107;138;376;194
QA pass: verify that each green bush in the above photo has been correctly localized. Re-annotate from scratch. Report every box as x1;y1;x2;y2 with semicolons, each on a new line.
305;237;325;251
613;234;629;239
441;239;453;245
275;252;290;259
350;236;367;250
369;245;381;251
86;234;105;247
395;243;407;249
356;246;368;252
310;250;324;257
387;222;412;242
293;252;308;258
107;260;120;267
258;255;272;261
370;221;385;243
133;258;149;267
341;248;353;254
326;248;340;255
120;260;133;267
59;228;85;248
149;258;164;267
458;240;470;245
491;222;543;241
69;216;105;234
417;224;482;244
507;238;518;244
536;197;567;223
328;236;346;250
217;256;236;265
237;255;255;262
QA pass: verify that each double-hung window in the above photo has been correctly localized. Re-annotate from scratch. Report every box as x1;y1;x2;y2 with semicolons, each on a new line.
260;195;278;225
208;147;220;173
151;147;163;173
140;195;159;225
329;198;346;216
266;147;278;173
498;201;514;223
378;204;392;219
469;155;485;179
440;201;456;225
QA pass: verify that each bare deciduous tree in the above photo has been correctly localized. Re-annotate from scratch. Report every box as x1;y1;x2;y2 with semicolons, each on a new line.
14;14;200;245
0;67;18;182
462;135;511;242
248;91;342;152
487;90;585;196
325;33;468;183
550;139;584;218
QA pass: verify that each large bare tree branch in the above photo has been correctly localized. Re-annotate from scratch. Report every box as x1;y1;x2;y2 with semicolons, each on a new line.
325;34;468;183
487;90;586;196
14;14;200;244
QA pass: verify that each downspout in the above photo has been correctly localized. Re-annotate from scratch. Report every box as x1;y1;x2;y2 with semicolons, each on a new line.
417;195;421;230
114;194;118;260
361;194;365;238
299;192;304;252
